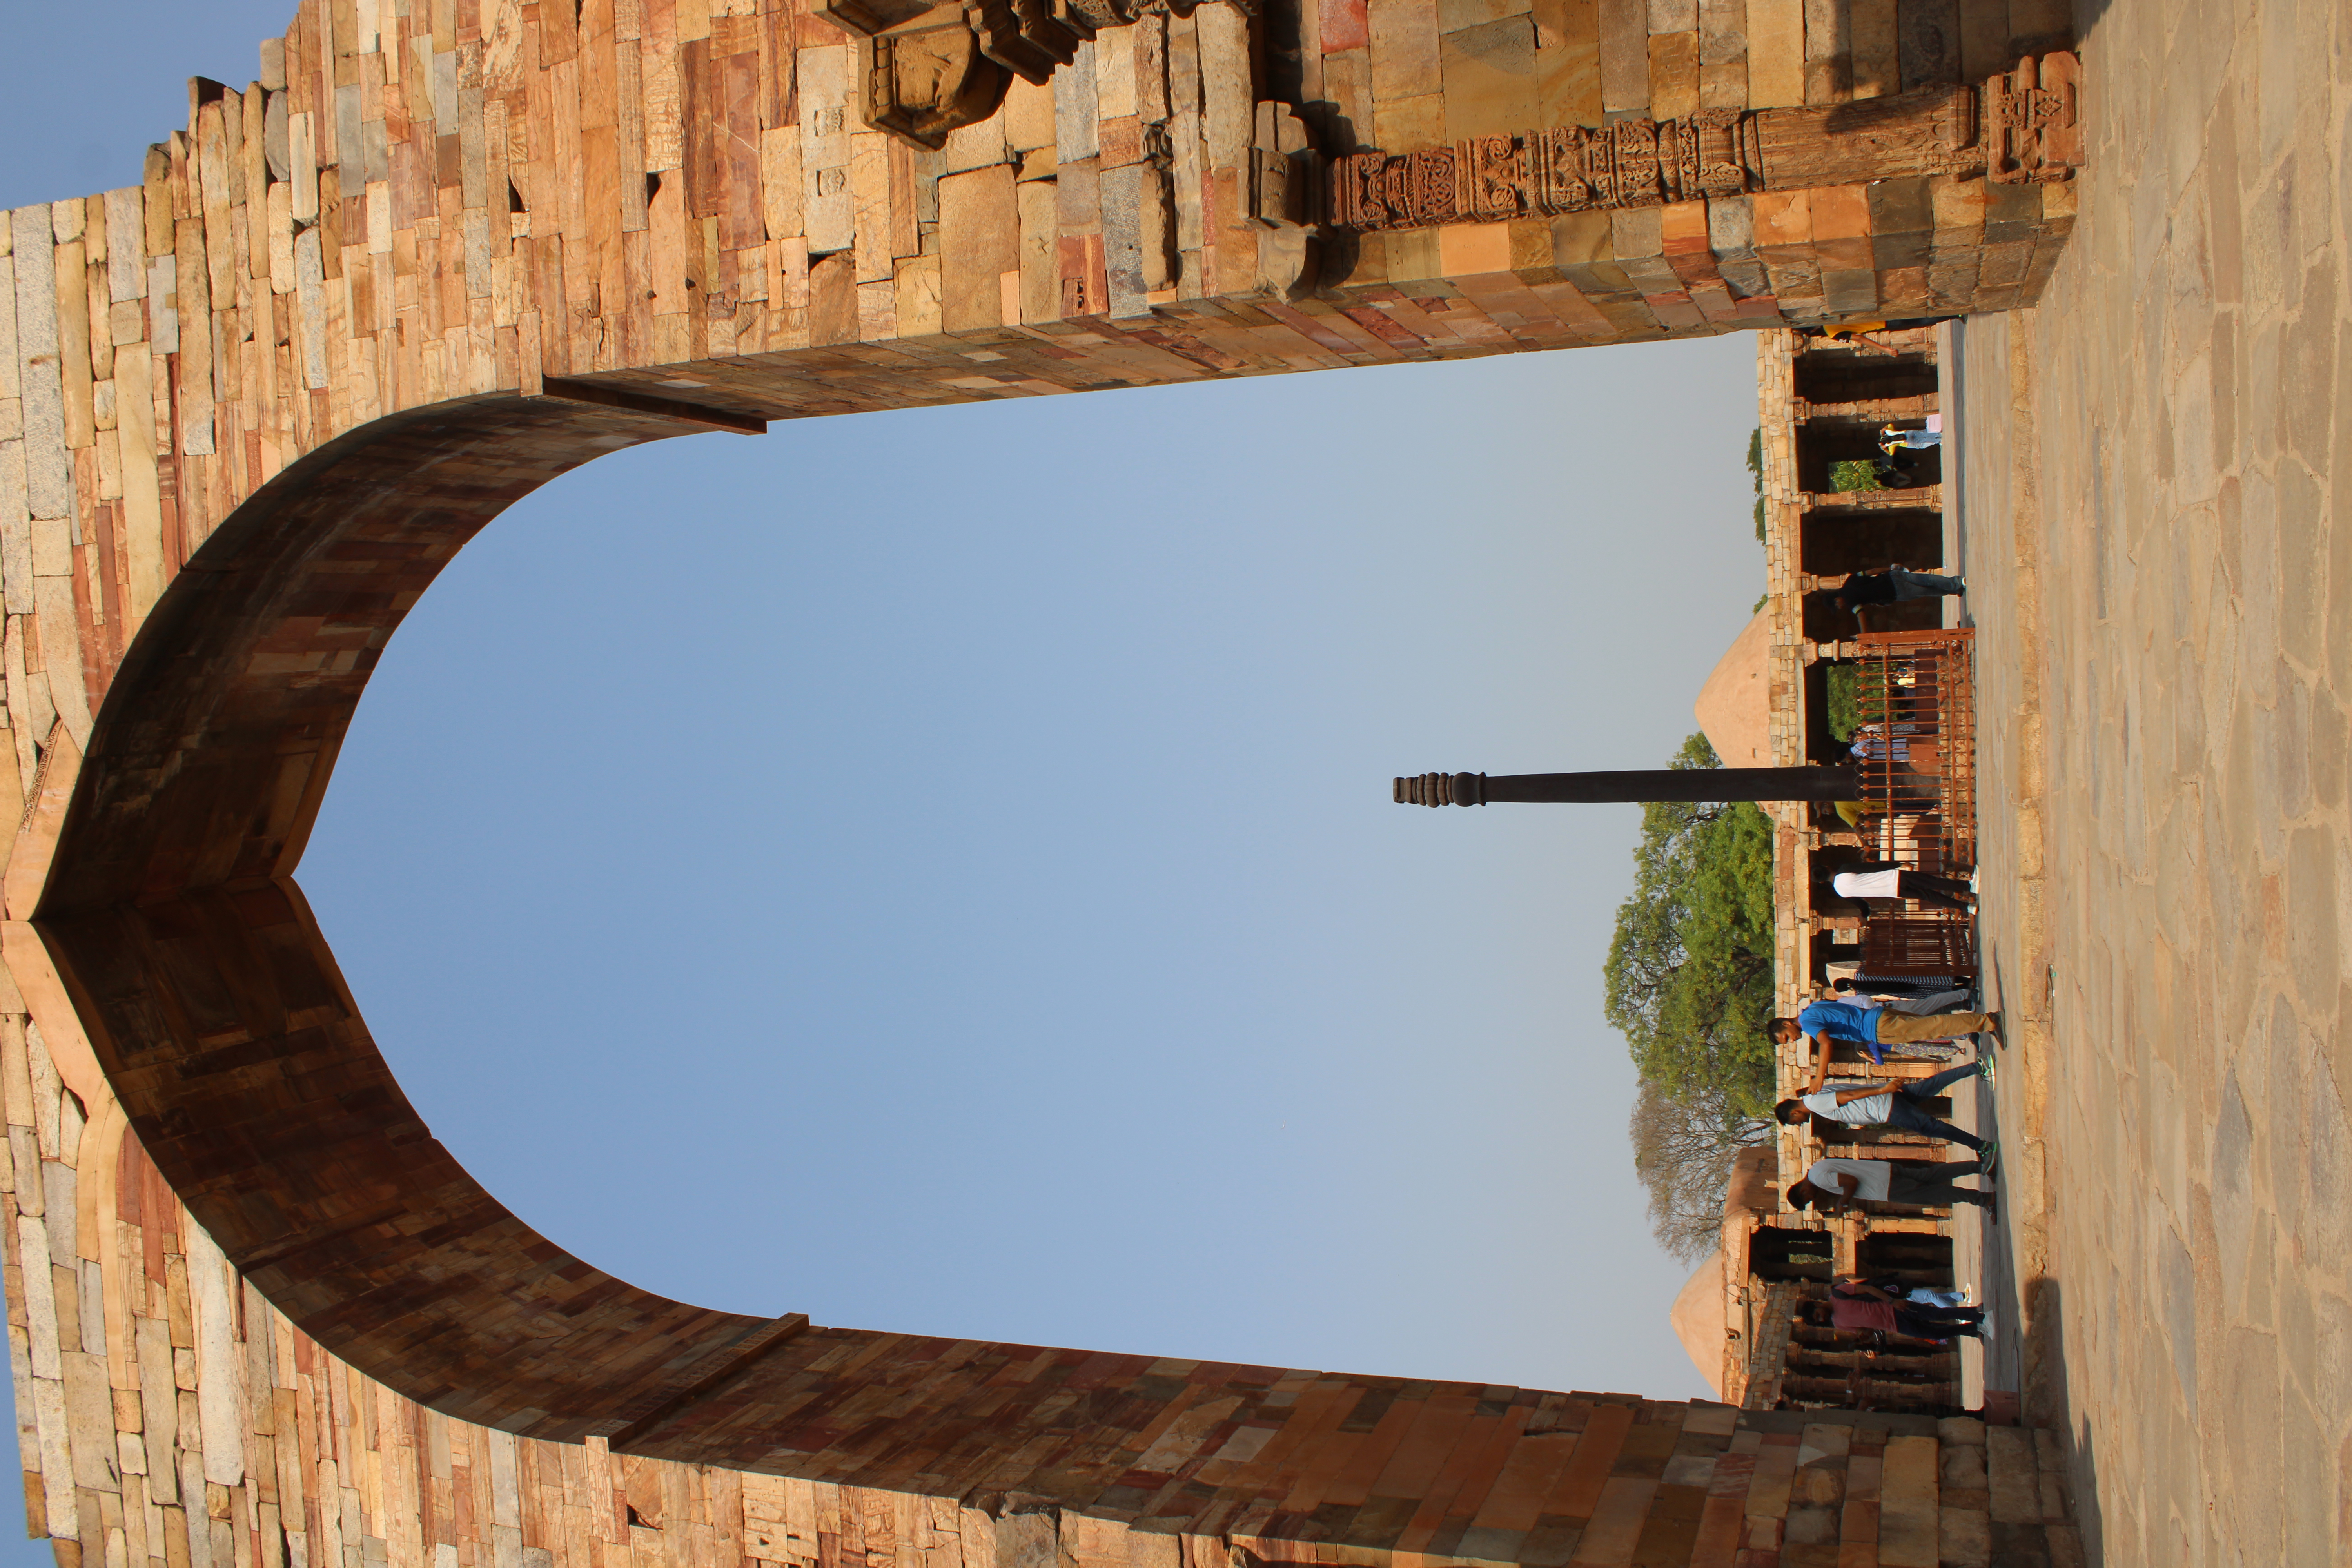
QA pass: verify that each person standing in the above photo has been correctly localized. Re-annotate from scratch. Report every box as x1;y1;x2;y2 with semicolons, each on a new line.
1832;974;1976;1012
1770;999;2000;1066
1828;1276;1987;1341
1774;1056;1998;1165
1821;863;1976;914
1879;423;1943;452
1787;1156;1997;1220
1832;566;1967;626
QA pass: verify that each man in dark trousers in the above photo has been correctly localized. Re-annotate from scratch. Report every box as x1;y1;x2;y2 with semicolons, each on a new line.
1775;1053;1998;1167
1788;1155;1997;1221
1832;564;1967;628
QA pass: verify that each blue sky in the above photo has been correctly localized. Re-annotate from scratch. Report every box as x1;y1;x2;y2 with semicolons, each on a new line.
0;1;1766;1553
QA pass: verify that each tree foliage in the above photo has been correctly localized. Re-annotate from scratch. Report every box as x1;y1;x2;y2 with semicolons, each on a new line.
1829;458;1884;492
1747;427;1767;541
1629;1077;1772;1263
1605;733;1781;1254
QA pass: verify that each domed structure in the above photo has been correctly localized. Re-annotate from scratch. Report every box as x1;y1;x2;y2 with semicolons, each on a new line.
1695;610;1773;766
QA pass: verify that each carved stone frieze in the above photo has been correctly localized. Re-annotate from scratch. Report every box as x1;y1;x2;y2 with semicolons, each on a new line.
1984;51;2083;183
821;0;1214;150
1329;54;2082;232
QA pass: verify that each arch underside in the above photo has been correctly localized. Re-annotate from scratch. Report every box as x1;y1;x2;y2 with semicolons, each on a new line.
31;396;1550;1535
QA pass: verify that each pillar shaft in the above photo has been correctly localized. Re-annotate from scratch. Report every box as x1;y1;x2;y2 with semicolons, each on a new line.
1394;767;1862;806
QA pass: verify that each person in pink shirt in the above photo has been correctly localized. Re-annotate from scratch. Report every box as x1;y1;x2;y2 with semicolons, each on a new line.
1828;1276;1986;1341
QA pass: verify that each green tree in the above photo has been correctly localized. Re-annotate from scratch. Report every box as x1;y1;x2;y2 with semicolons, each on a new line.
1747;427;1767;541
1603;734;1779;1120
1829;458;1883;492
1606;734;1781;1256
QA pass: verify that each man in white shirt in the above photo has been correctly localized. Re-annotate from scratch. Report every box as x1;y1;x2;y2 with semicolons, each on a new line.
1788;1156;1995;1219
1823;863;1975;914
1775;1056;1996;1163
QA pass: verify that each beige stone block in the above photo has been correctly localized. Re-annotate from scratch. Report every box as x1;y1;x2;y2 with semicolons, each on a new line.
1985;1429;2037;1523
1849;0;1897;96
938;165;1018;331
1199;3;1255;165
1699;58;1747;105
799;45;856;253
1647;0;1696;26
1442;18;1538;140
851;134;894;283
1610;204;1664;260
1878;1434;1940;1568
1323;49;1374;145
944;118;1007;174
1598;0;1648;109
1439;222;1512;274
1938;1506;1991;1568
857;278;897;339
1383;226;1443;284
1744;0;1802;104
894;256;942;336
1095;26;1138;121
1697;0;1745;62
1370;0;1445;104
760;127;804;240
1017;179;1059;323
1374;93;1448;152
1439;0;1532;31
1534;0;1602;123
1647;29;1698;118
1006;78;1058;152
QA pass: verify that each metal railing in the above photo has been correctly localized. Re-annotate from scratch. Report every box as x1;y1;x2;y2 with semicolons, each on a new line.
1847;628;1977;976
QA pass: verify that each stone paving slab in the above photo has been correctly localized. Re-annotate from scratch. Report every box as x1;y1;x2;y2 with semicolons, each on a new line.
1952;0;2352;1561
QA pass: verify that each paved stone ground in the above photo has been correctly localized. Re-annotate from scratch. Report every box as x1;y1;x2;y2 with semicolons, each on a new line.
1951;0;2352;1561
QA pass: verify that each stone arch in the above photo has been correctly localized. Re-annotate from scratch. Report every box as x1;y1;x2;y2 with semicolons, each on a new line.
0;0;2089;1561
34;394;754;1445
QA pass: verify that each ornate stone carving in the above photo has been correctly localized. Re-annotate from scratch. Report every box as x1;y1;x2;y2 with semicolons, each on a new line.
856;15;1011;151
1984;51;2083;183
820;0;1208;149
1331;108;1764;229
1329;54;2081;231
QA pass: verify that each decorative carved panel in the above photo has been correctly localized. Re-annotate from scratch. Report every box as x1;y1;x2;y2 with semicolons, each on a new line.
822;0;1210;149
1329;54;2082;232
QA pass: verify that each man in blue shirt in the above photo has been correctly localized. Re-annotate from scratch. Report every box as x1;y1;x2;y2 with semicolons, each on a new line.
1770;1000;1999;1065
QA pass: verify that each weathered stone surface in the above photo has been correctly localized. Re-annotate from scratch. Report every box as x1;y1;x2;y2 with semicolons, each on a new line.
1951;1;2352;1561
0;3;2093;1568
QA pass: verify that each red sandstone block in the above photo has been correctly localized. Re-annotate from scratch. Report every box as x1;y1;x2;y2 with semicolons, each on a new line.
1365;1398;1480;1503
1749;190;1811;245
1463;1420;1586;1534
1809;183;1870;240
1875;1437;1938;1568
1394;1412;1527;1550
1543;1403;1633;1519
1690;1491;1747;1568
1573;1476;1658;1566
1660;199;1712;254
1811;237;1872;273
1692;282;1739;321
1522;278;1617;339
1322;0;1371;50
1647;290;1704;328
